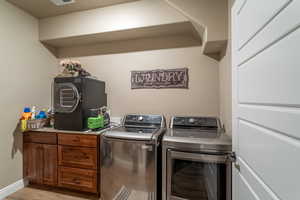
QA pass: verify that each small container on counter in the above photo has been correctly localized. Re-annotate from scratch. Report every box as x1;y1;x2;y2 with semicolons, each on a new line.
20;107;48;132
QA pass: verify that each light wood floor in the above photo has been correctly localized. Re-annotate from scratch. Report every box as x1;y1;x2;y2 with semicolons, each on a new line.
5;186;100;200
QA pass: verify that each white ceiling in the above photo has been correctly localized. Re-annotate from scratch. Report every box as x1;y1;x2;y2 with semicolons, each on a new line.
7;0;139;18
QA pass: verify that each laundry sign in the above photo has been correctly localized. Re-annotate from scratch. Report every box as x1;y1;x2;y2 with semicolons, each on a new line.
131;68;189;89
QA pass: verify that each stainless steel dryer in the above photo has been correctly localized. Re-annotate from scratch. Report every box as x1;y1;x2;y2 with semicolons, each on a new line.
101;114;166;200
162;116;232;200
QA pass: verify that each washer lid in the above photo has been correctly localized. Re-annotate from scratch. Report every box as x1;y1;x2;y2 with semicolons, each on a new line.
103;127;159;141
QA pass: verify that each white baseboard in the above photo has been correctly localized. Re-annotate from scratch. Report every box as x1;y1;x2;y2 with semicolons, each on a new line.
0;179;28;200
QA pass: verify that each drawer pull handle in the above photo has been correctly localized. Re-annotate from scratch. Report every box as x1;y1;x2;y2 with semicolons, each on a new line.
72;177;81;184
72;137;80;142
82;152;89;159
73;154;89;160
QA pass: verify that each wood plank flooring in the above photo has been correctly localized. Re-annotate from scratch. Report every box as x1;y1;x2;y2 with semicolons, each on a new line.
5;186;100;200
5;185;147;200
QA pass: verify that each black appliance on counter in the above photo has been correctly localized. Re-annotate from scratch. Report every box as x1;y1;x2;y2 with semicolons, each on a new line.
53;76;107;131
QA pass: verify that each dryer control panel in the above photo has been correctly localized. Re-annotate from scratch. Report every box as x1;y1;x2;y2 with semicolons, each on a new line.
172;116;218;128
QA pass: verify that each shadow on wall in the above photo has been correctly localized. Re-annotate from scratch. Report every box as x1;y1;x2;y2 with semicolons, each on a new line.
43;34;202;58
11;123;23;159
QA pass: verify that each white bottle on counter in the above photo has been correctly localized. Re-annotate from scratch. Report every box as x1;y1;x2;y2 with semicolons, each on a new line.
31;106;36;120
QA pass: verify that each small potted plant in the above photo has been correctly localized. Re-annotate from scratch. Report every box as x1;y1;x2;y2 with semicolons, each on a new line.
59;59;91;77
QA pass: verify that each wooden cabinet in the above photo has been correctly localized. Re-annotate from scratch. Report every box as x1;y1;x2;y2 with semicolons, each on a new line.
57;134;99;195
24;131;100;195
23;135;57;186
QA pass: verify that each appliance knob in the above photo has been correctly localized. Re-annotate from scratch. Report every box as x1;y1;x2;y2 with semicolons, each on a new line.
138;116;144;121
189;118;195;123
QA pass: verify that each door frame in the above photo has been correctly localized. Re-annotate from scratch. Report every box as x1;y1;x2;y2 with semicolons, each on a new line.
231;0;246;199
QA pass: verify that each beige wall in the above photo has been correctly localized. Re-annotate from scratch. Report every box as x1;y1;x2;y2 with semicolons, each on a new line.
219;0;234;135
71;47;220;121
165;0;228;42
39;0;187;41
219;45;232;134
0;1;58;189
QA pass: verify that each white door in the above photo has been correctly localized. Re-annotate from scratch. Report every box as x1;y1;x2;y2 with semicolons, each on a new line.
232;0;300;200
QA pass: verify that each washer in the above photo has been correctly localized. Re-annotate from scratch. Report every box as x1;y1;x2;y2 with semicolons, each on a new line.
101;114;166;200
162;116;232;200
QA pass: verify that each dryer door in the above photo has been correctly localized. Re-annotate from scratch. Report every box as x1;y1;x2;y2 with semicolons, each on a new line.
166;150;231;200
54;82;80;113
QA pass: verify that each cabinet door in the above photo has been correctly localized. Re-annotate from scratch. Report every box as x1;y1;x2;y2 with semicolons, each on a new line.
23;143;43;184
43;144;58;186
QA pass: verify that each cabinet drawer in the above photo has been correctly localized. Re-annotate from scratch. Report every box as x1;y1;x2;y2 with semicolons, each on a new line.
58;146;97;169
58;166;97;193
58;134;97;147
24;132;57;144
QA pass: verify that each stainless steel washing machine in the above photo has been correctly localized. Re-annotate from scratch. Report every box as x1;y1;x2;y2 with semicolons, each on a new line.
101;114;166;200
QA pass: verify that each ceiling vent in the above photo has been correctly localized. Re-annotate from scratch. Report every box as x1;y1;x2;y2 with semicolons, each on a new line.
49;0;76;6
